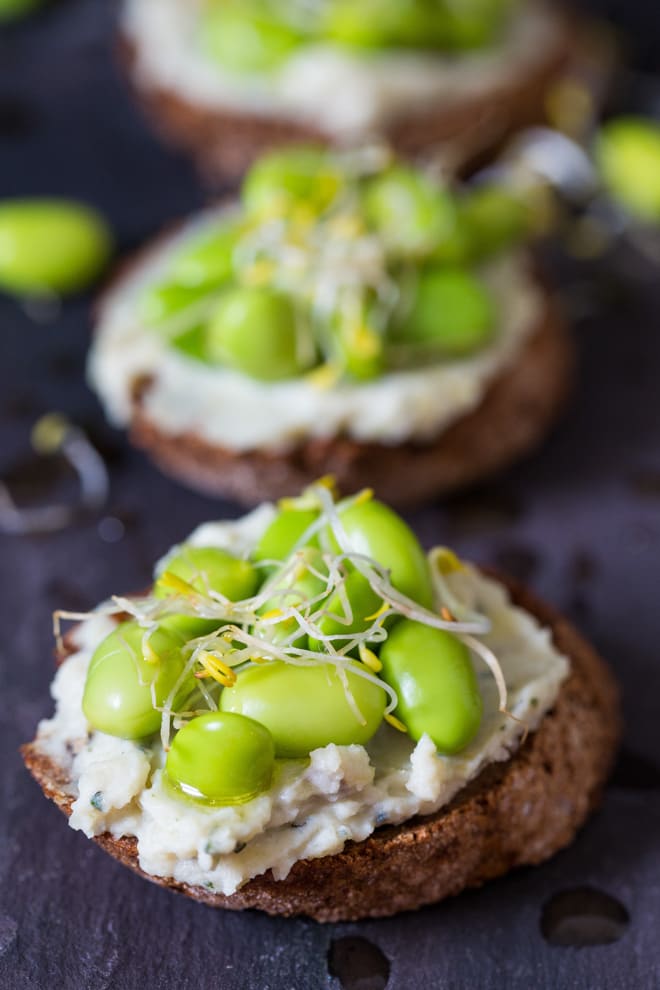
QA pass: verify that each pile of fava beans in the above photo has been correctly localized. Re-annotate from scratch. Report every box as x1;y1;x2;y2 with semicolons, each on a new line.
82;494;484;807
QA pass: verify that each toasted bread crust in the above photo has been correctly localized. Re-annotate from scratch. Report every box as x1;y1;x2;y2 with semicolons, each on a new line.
22;575;620;922
119;8;582;180
127;287;573;507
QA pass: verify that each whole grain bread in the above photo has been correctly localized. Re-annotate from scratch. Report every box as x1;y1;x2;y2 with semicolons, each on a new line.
119;6;591;181
22;575;620;922
127;284;573;507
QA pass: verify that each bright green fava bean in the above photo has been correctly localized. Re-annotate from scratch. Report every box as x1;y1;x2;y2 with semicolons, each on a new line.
242;146;345;217
170;325;208;362
206;286;315;381
165;711;275;805
596;116;660;223
323;0;432;49
331;304;385;382
402;267;495;356
202;6;303;74
155;546;258;601
441;0;513;50
82;617;208;740
252;508;320;566
0;199;112;296
363;166;458;258
220;661;386;757
257;547;329;646
331;499;434;609
139;281;208;328
308;568;383;651
460;185;529;260
379;620;482;753
169;223;239;288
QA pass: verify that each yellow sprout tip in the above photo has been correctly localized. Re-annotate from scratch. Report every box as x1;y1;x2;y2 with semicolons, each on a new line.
158;571;199;598
354;488;374;507
198;651;237;688
433;547;464;576
384;713;408;734
260;608;284;621
358;644;382;673
364;601;389;622
305;362;342;390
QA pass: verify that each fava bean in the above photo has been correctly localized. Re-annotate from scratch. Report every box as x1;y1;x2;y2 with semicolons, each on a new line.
170;325;208;362
401;267;495;356
329;498;434;609
596;116;660;223
257;547;329;646
82;616;211;740
202;6;303;74
242;145;345;217
308;568;383;650
441;0;513;50
252;507;320;566
155;546;258;601
363;166;458;258
220;660;386;757
459;185;529;260
169;222;240;288
379;619;482;753
165;711;275;805
206;286;315;381
139;281;208;328
323;0;432;48
0;199;111;296
331;304;385;381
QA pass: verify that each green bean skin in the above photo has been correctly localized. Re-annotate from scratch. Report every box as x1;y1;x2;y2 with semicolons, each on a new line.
363;166;458;258
206;286;315;381
256;547;329;647
0;199;112;296
597;116;660;223
401;267;495;356
308;568;383;651
252;508;320;568
242;145;345;217
82;617;212;740
155;546;259;601
169;223;239;288
165;712;275;805
220;660;387;757
380;619;482;753
330;499;434;609
202;6;304;74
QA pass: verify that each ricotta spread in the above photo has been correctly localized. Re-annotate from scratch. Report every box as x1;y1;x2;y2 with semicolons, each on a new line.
122;0;562;139
33;508;569;896
88;208;543;451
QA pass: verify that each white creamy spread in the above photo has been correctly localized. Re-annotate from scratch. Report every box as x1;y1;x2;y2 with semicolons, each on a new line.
88;207;543;451
122;0;562;138
33;508;569;896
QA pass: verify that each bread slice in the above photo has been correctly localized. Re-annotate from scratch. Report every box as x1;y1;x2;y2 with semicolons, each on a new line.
22;574;619;922
119;6;589;181
126;283;573;507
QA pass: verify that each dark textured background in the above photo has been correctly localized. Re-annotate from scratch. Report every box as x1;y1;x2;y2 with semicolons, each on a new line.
1;2;660;987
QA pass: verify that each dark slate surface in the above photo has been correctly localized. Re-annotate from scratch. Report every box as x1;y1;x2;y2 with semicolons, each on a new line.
1;2;660;988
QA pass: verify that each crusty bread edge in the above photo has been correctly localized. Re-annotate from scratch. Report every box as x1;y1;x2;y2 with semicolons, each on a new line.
22;573;620;922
